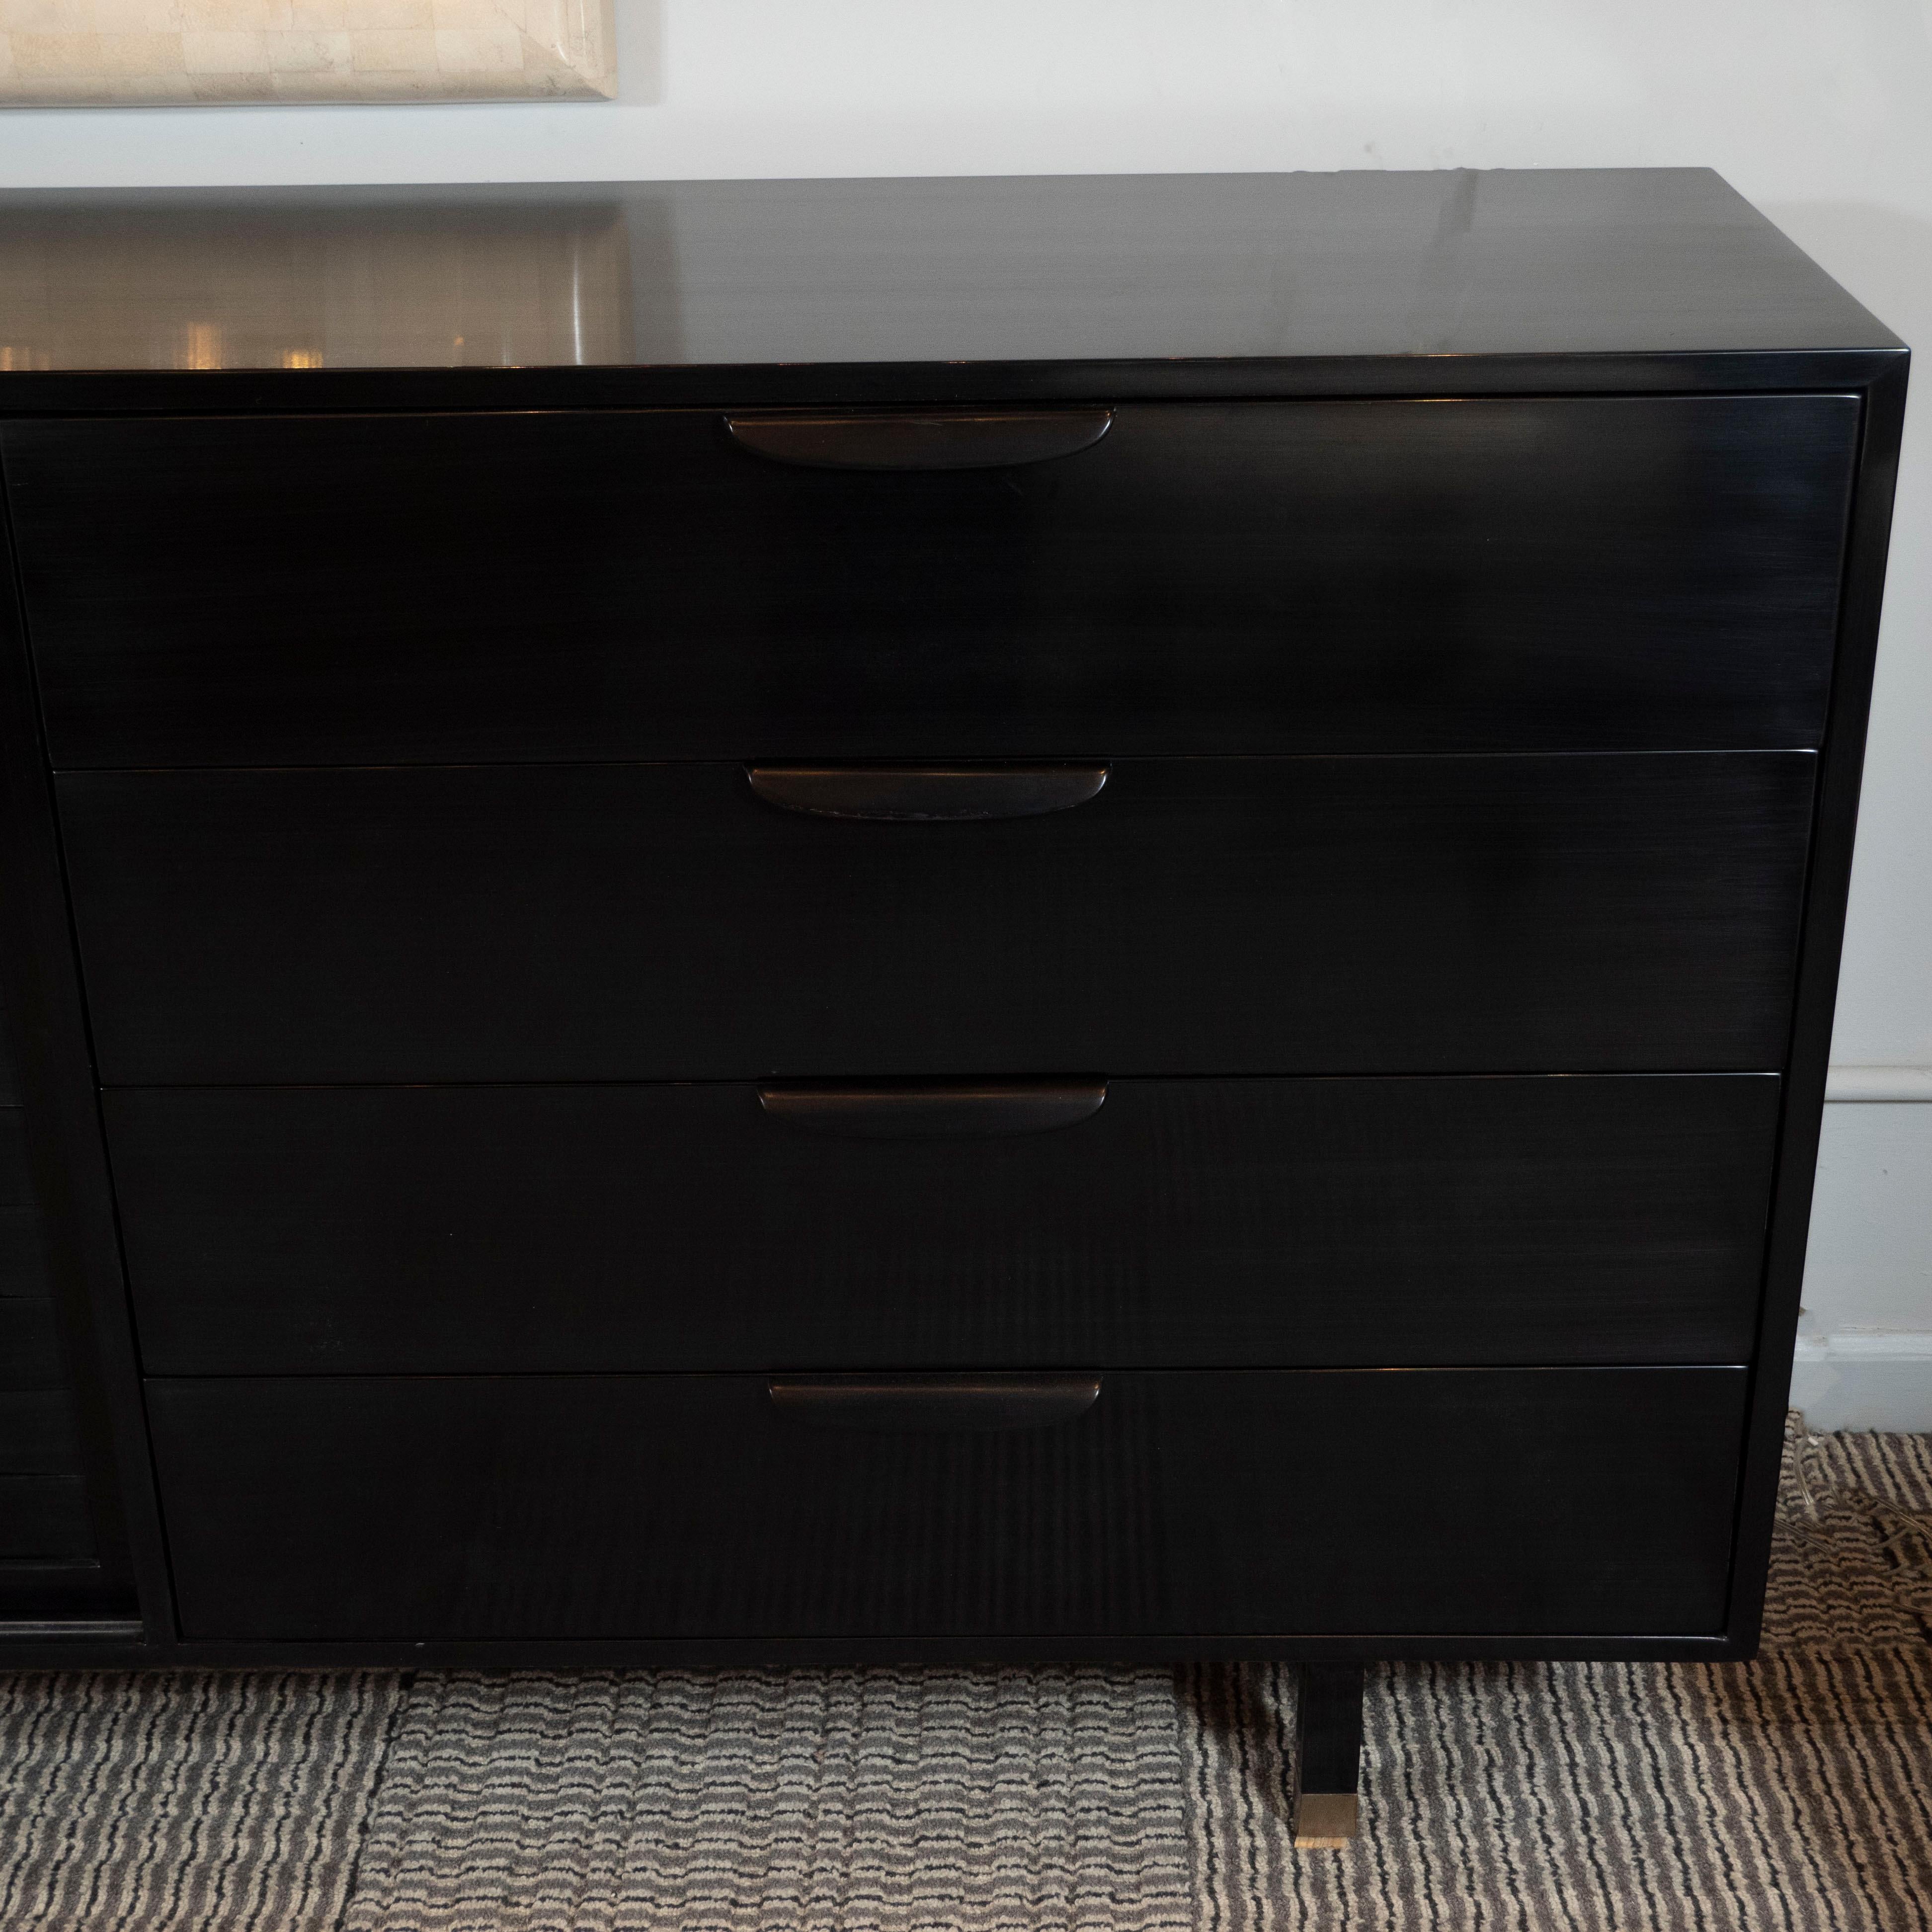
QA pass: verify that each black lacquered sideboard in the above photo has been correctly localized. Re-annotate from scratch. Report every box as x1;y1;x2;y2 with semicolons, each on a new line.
0;168;1907;1839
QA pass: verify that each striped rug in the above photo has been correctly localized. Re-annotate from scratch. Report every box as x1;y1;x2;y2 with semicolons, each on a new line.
0;1420;1926;1930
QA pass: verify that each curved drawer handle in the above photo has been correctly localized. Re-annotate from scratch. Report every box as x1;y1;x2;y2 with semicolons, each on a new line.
747;764;1108;822
724;409;1112;471
768;1374;1102;1433
759;1079;1107;1138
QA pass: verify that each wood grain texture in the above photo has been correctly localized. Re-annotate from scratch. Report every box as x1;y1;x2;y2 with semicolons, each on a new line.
146;1368;1748;1642
0;1299;63;1390
0;1221;53;1302
0;1108;32;1205
108;1076;1780;1375
0;1473;92;1559
9;398;1856;768
64;755;1813;1085
0;1388;83;1474
0;1106;51;1300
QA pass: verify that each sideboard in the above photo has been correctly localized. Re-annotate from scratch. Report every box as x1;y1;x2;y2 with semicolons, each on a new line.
0;170;1905;1841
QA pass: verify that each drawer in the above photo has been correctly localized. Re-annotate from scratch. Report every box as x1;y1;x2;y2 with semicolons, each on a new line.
109;1075;1780;1375
8;397;1856;768
146;1368;1747;1641
64;754;1813;1084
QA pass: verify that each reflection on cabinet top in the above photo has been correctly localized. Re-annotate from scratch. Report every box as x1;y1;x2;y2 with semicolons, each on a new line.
0;170;1901;408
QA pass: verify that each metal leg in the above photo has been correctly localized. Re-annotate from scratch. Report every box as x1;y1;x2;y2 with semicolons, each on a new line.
1291;1662;1365;1848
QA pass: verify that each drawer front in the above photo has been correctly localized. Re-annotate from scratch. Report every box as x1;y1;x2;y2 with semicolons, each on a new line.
64;755;1813;1084
146;1368;1747;1641
9;397;1855;768
110;1075;1780;1375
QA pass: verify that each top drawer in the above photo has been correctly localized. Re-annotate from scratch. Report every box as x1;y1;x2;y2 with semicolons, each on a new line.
4;396;1856;769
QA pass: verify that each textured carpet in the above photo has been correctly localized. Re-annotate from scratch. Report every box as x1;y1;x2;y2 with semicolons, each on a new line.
341;1668;1192;1932
0;1670;402;1929
0;1421;1927;1931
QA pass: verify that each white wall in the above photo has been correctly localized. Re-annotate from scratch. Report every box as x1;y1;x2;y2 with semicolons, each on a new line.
3;0;1930;1423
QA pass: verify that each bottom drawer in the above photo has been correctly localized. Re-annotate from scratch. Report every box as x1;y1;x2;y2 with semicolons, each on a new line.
148;1368;1746;1643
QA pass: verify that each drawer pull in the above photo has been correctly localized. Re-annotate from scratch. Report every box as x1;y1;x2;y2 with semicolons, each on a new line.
747;764;1108;821
724;409;1112;471
759;1079;1107;1137
768;1374;1102;1432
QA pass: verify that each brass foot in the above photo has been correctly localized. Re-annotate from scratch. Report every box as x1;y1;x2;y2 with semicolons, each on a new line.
1292;1791;1360;1849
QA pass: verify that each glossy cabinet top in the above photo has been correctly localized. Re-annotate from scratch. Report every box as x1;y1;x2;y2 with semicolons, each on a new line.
0;170;1898;388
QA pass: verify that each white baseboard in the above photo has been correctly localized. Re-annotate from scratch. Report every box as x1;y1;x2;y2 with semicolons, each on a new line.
1789;1333;1932;1431
1802;1096;1932;1417
1825;1065;1932;1102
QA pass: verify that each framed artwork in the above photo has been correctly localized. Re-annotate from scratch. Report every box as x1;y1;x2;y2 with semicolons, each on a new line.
0;0;616;103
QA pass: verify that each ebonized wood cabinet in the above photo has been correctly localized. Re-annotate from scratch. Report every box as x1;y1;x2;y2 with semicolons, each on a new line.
0;173;1906;1748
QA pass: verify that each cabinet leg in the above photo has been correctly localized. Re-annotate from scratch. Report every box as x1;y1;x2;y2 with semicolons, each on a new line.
1290;1662;1364;1848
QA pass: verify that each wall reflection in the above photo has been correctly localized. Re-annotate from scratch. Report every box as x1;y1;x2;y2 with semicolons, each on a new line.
0;190;644;372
